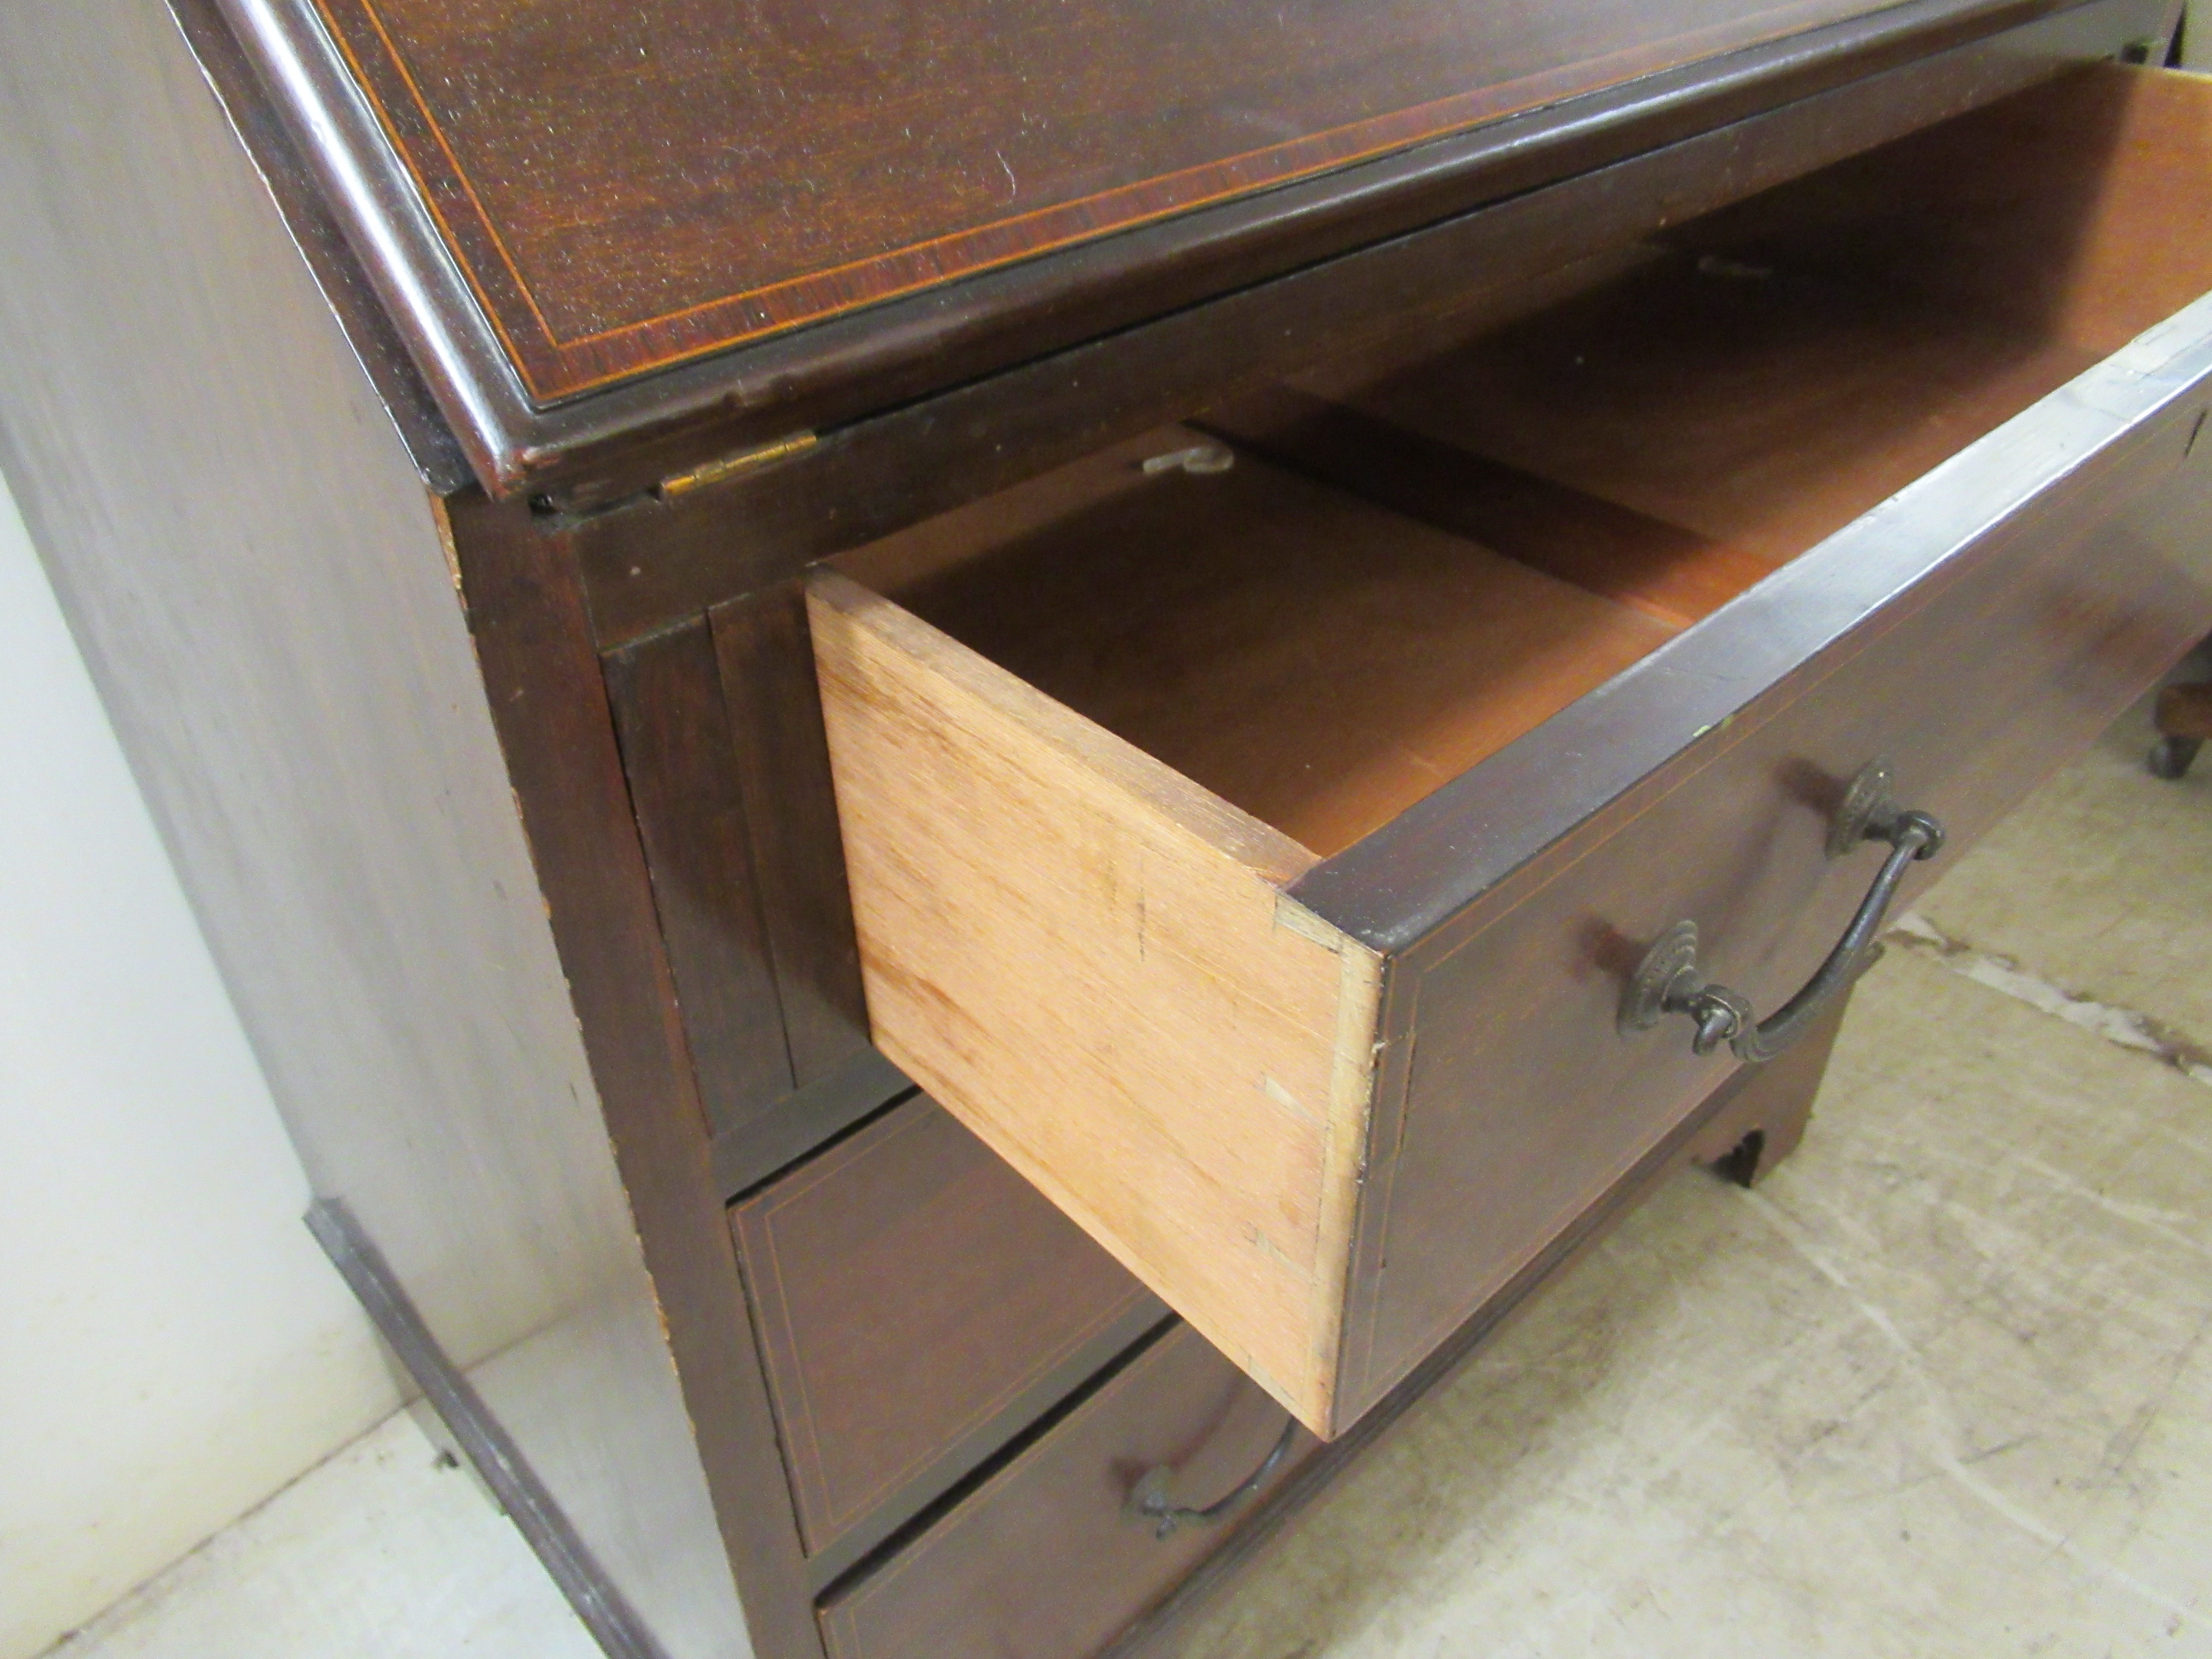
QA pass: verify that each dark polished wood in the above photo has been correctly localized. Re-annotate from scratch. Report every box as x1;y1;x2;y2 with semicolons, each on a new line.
605;617;797;1137
448;492;824;1659
1293;64;2212;948
18;2;2205;1653
819;1323;1313;1659
169;0;469;491
1100;985;1855;1659
298;0;1924;401
1688;979;1854;1184
710;1050;915;1205
709;583;871;1088
216;0;2163;498
731;1095;1166;1582
789;67;2212;1443
568;0;2164;648
2152;674;2212;775
2159;679;2212;739
608;581;891;1194
1330;387;2212;1426
0;0;760;1647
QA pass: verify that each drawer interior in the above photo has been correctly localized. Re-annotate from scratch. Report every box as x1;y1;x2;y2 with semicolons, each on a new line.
833;431;1676;858
831;65;2212;860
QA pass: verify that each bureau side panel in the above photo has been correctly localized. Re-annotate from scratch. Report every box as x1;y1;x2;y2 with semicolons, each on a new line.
0;4;750;1654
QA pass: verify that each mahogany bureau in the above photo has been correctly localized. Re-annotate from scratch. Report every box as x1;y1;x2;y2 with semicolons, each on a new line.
5;1;2211;1654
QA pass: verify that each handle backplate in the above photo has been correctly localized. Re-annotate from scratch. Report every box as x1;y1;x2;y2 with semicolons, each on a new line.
1619;761;1944;1066
1122;1415;1298;1542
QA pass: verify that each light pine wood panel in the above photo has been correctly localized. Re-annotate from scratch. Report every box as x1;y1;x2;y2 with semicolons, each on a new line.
809;572;1381;1431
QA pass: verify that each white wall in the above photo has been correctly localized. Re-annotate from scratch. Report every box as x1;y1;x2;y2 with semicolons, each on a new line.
0;469;402;1659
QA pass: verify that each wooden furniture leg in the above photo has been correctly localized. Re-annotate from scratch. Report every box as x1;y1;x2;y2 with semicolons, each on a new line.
1688;976;1857;1187
2150;681;2212;779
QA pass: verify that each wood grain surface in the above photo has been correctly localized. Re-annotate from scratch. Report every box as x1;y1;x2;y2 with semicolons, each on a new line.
606;581;892;1195
605;617;798;1138
303;0;1906;399
820;1322;1312;1659
808;566;1381;1432
169;0;469;489
1292;62;2212;947
36;0;2201;1649
566;17;2160;644
451;495;827;1659
1307;70;2212;1417
1200;383;1783;629
206;0;2162;495
709;584;873;1090
1096;982;1848;1659
0;0;760;1649
805;68;2212;1446
730;1095;1162;1569
1278;66;2212;569
1339;395;2212;1421
836;427;1674;858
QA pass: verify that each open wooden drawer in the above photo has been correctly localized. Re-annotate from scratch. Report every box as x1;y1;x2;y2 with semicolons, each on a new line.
807;66;2212;1437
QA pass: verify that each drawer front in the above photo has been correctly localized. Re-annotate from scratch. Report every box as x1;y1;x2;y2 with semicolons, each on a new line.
1329;366;2212;1420
731;1094;1164;1567
819;1322;1311;1659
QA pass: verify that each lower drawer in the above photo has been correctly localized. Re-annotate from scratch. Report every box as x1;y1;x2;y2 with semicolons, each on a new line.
819;1322;1311;1659
731;1094;1164;1575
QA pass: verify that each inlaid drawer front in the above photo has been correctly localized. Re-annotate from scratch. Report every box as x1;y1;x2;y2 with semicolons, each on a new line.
730;1094;1164;1565
808;67;2212;1438
818;1322;1311;1659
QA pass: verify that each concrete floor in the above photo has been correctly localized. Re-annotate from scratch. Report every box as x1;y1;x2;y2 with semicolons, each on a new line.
46;693;2212;1659
37;1412;598;1659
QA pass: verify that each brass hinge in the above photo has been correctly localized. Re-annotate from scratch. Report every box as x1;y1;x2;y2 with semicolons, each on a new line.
657;430;818;501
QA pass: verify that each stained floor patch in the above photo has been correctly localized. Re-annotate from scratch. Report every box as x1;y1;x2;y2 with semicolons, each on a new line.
1887;910;2212;1087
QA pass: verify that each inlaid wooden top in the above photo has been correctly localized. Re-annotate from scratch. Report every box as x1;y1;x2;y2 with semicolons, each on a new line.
307;0;1899;402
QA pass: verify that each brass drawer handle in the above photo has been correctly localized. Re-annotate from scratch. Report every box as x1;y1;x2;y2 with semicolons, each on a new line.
1123;1415;1298;1542
1620;763;1945;1065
